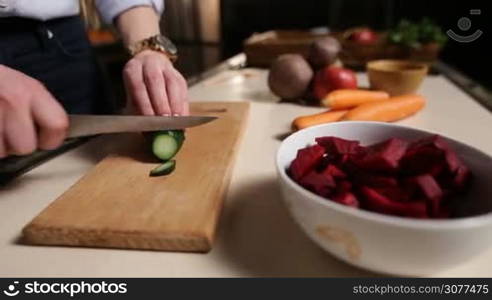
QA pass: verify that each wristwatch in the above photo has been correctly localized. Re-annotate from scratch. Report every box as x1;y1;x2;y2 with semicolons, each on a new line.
128;34;178;62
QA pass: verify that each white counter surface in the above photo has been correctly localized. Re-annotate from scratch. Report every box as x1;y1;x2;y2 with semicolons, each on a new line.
1;69;492;277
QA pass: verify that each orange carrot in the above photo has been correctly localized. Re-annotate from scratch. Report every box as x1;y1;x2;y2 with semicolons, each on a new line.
342;94;425;122
322;89;390;109
292;110;349;131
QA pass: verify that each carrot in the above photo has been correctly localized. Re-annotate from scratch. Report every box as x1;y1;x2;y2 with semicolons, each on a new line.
292;110;349;131
342;94;425;122
322;89;390;109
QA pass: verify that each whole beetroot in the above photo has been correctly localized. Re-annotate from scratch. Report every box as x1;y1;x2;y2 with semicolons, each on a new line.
308;37;341;70
268;54;314;99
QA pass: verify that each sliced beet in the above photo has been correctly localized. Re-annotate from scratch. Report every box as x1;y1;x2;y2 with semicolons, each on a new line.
376;186;412;202
428;161;446;177
289;135;471;220
409;135;449;151
337;180;353;193
289;144;325;181
411;174;443;200
354;138;408;172
360;186;428;218
299;170;336;197
332;192;359;208
401;145;444;175
323;164;347;179
453;165;472;191
444;151;461;173
407;174;443;216
315;136;361;155
404;135;465;176
434;205;452;219
355;172;398;188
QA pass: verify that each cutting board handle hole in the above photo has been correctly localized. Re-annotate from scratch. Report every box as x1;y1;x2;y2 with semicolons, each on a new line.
196;108;228;113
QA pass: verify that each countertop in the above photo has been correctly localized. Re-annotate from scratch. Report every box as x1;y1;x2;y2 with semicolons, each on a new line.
1;67;492;277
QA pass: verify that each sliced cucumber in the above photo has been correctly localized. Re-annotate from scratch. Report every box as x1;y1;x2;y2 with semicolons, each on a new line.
152;130;185;161
166;130;185;144
149;160;176;177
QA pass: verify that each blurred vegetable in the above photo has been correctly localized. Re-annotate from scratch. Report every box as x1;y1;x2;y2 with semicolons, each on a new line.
292;110;349;131
342;94;426;122
268;54;314;99
388;18;447;49
322;89;389;109
348;28;379;45
313;67;358;101
308;37;341;69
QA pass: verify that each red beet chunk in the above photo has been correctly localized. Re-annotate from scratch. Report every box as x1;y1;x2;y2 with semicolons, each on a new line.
289;144;325;181
404;135;466;175
401;145;444;175
411;174;443;200
315;136;361;155
360;186;428;218
355;138;408;172
323;164;347;179
407;174;443;216
409;135;449;151
332;192;359;208
454;165;472;191
299;170;336;197
376;186;412;202
435;206;452;219
337;181;353;193
354;172;398;188
289;134;472;220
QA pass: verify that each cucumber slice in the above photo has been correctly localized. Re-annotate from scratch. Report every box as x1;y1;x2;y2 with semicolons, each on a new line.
168;130;185;145
152;131;183;161
149;160;176;177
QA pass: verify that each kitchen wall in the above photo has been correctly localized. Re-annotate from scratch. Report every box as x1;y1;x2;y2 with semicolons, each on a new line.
162;0;221;43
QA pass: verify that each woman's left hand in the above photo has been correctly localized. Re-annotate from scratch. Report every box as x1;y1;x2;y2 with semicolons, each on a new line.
123;50;189;116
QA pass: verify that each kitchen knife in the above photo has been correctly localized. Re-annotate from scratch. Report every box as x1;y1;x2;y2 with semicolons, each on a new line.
67;114;217;138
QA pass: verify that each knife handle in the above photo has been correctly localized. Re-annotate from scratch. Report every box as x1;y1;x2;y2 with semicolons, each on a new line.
0;137;93;185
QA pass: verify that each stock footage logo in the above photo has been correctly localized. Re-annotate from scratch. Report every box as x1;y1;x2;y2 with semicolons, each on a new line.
1;280;128;298
447;9;483;43
3;281;20;297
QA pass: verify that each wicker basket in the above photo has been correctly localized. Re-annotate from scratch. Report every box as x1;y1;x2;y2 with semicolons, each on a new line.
244;30;329;68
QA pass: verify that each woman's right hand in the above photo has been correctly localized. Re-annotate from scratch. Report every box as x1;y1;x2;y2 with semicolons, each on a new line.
0;65;69;158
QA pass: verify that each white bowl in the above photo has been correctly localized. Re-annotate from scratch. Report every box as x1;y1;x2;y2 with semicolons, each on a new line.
276;121;492;276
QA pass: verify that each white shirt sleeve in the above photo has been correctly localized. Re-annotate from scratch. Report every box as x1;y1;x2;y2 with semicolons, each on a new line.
95;0;165;24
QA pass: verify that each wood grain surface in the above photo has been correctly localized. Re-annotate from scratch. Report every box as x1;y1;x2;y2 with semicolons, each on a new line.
22;102;250;252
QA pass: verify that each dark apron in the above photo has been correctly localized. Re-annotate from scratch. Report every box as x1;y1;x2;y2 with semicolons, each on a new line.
0;16;113;114
0;16;116;184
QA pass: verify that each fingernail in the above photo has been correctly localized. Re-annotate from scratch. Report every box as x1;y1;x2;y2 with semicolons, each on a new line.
173;113;180;117
162;113;170;117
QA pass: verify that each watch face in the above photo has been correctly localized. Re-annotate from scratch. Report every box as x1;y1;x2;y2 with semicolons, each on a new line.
156;35;177;55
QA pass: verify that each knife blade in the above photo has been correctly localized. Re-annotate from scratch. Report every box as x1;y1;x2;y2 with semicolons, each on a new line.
67;114;217;138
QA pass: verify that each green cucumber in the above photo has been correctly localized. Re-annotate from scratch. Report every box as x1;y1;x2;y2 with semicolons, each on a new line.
151;130;185;161
149;160;176;177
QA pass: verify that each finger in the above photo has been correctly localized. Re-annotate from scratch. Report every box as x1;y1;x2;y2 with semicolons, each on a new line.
178;74;190;116
31;93;69;150
4;101;37;155
164;72;182;116
0;107;6;158
143;63;170;115
123;62;154;115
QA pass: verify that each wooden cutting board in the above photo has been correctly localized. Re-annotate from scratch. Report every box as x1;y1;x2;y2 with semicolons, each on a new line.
22;102;249;252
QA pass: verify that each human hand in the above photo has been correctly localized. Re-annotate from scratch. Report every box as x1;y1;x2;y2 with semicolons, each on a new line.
123;50;189;116
0;65;68;158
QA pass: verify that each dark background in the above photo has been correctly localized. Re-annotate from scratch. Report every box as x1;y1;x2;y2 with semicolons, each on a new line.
220;0;491;88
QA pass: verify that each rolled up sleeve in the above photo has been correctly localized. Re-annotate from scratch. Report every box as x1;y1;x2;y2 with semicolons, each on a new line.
95;0;165;24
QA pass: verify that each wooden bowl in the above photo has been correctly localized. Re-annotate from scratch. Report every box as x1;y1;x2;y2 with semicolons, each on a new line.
367;60;429;96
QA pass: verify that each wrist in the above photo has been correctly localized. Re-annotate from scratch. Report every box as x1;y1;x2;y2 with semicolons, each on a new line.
128;34;178;62
115;6;160;47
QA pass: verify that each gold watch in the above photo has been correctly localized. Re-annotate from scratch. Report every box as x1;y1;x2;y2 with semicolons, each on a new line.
128;34;178;62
